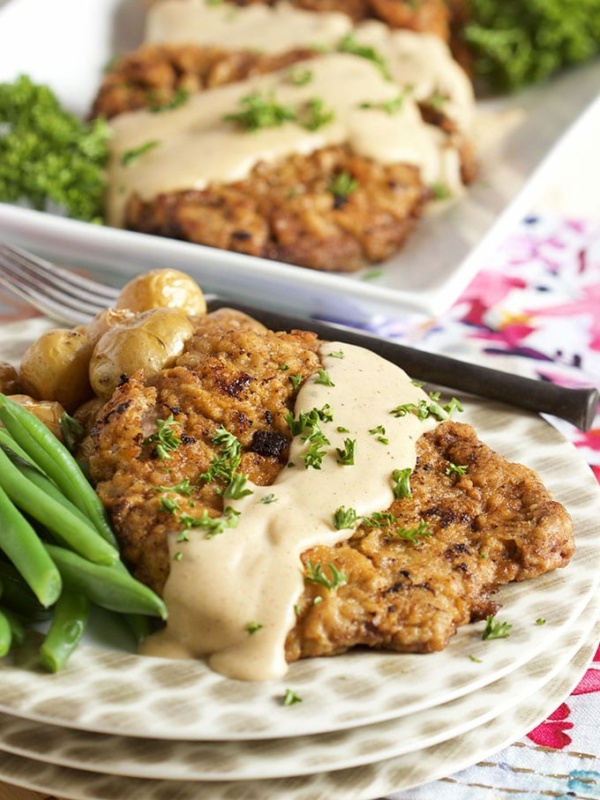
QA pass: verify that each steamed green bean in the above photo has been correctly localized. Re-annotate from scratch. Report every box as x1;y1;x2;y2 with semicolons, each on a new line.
0;483;61;607
40;590;91;673
44;543;167;620
0;394;118;547
0;446;118;566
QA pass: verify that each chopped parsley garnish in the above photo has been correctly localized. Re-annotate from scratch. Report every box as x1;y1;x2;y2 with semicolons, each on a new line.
200;426;253;499
329;171;358;199
148;87;190;113
536;617;547;626
246;621;263;634
333;506;358;530
369;425;389;444
286;66;314;86
283;688;303;706
482;615;512;640
390;392;464;421
314;369;335;386
155;478;194;495
302;441;327;470
329;349;345;359
160;497;180;514
289;374;303;389
445;462;469;477
223;91;297;132
359;94;404;114
391;467;412;499
179;506;240;538
469;654;482;663
222;471;253;499
361;511;397;528
301;96;335;131
394;520;432;544
339;33;392;80
431;181;453;200
143;414;182;460
336;438;356;465
286;406;332;438
260;493;278;504
336;425;350;433
304;561;347;591
121;140;160;166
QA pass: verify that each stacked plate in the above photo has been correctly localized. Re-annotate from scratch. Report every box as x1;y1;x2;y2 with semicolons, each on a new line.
0;397;598;800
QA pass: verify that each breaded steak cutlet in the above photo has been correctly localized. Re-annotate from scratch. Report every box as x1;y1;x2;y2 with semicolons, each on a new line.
92;0;476;273
124;145;428;272
83;312;574;662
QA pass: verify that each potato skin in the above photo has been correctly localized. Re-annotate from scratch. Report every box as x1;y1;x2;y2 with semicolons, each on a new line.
89;307;194;399
7;395;66;440
115;269;207;316
18;329;95;412
0;361;20;394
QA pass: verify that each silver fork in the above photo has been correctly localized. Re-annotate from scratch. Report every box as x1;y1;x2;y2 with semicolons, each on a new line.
0;241;598;431
0;243;120;325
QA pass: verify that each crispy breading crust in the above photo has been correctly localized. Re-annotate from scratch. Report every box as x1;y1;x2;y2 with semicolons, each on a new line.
83;314;574;660
124;146;428;272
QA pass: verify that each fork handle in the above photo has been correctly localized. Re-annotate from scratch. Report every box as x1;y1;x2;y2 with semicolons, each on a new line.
208;299;599;432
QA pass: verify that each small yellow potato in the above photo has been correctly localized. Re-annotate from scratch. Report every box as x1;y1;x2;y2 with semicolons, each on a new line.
116;269;207;316
0;361;20;394
7;395;66;440
83;307;136;347
74;396;106;434
89;307;194;399
18;329;95;412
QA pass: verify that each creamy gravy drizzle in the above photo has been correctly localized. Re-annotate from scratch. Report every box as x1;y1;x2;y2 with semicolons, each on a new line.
106;2;473;226
140;342;438;680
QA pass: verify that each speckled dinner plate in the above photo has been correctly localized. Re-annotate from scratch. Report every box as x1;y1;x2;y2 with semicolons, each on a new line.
0;588;597;783
0;388;597;742
0;619;596;800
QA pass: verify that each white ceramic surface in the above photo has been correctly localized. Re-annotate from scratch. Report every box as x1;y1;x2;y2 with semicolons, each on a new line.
0;623;595;800
0;591;597;782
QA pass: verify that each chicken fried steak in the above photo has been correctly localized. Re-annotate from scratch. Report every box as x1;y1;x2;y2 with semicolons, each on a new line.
124;146;428;272
93;0;476;273
84;312;574;665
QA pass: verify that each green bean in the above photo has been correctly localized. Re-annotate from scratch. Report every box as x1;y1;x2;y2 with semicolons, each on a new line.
0;429;101;532
0;394;118;547
123;613;153;645
0;446;118;566
0;608;12;657
1;606;26;647
40;589;90;673
0;559;49;620
0;484;61;607
44;543;167;620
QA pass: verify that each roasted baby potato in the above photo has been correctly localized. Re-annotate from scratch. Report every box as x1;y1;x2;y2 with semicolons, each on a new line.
89;307;194;399
6;395;66;440
18;329;95;412
0;361;20;394
115;269;207;316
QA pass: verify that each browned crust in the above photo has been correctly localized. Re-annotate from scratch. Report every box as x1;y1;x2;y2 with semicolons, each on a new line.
124;145;428;272
91;44;318;120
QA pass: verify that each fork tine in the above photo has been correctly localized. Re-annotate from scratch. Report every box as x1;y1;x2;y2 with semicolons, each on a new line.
0;244;119;325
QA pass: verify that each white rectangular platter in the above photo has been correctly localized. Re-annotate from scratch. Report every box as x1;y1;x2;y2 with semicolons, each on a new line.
0;0;599;324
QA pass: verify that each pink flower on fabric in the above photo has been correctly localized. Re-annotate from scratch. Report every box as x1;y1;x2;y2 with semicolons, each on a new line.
527;702;574;749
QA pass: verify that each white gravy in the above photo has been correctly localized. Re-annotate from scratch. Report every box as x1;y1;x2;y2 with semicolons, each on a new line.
140;342;439;680
106;52;463;226
145;0;473;130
